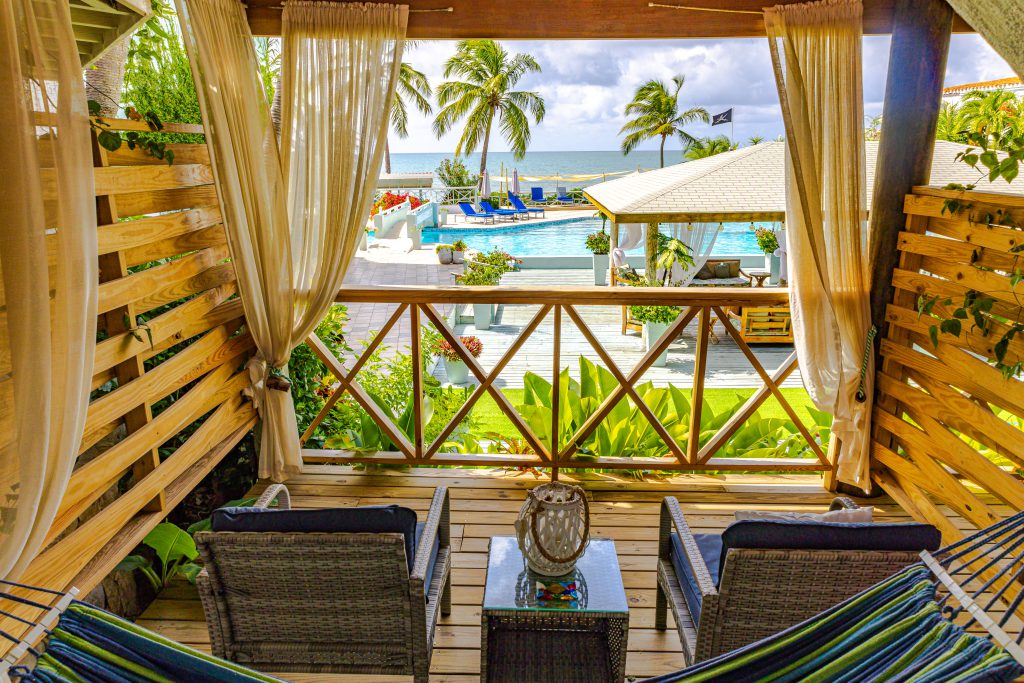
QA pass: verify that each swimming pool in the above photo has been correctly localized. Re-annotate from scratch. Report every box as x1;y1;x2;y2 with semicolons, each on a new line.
420;217;763;256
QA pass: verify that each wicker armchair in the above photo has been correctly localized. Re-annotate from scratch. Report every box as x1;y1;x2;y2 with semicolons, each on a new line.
195;485;452;682
656;495;938;665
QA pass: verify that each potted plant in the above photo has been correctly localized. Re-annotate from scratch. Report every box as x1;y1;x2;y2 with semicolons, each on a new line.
455;263;502;330
585;227;611;285
630;304;681;367
452;239;468;264
435;243;454;264
438;335;482;384
755;226;782;285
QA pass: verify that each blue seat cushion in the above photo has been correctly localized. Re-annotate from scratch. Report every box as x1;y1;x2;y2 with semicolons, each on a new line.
669;532;723;625
415;522;441;596
211;504;419;570
717;520;942;583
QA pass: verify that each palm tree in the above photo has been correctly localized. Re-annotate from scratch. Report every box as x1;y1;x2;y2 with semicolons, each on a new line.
960;89;1024;146
385;63;433;174
619;75;709;168
683;135;738;160
747;135;765;146
433;40;546;175
936;102;971;144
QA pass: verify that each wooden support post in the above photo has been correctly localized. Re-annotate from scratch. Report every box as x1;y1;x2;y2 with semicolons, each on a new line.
867;0;953;344
92;135;165;514
645;222;660;282
609;221;619;284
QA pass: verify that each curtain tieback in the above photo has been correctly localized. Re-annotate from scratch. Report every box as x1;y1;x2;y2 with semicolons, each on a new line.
855;325;878;403
244;356;292;411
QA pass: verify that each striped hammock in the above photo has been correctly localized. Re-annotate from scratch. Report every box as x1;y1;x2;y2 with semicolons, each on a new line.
4;513;1024;682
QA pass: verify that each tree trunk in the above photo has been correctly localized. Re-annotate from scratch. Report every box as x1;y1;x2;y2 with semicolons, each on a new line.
645;222;660;283
270;71;283;136
659;135;666;168
384;137;392;174
85;38;130;116
479;107;495;176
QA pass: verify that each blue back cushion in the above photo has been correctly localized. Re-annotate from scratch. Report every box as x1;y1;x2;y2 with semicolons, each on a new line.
717;520;941;583
211;504;419;569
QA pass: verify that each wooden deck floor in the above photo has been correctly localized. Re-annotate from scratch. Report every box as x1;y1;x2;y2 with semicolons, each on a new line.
137;466;980;682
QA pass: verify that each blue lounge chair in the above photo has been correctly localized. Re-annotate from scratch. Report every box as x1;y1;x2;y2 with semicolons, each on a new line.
556;186;575;204
530;187;549;205
479;200;521;221
458;202;495;224
508;192;545;218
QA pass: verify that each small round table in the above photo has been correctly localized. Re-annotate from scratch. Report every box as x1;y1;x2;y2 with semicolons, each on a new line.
747;270;771;287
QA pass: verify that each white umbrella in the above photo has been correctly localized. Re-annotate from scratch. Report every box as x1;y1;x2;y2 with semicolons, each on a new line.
511;168;521;195
480;169;491;197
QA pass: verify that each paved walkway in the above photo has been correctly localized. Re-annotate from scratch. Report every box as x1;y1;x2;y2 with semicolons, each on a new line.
338;247;800;389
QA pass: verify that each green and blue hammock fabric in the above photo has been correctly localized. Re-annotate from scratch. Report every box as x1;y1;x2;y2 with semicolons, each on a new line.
3;512;1024;682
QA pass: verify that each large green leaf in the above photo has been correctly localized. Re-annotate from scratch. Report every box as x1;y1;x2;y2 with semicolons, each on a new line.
143;523;198;571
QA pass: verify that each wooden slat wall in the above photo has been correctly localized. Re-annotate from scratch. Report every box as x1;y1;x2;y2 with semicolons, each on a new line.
19;119;256;596
871;186;1024;541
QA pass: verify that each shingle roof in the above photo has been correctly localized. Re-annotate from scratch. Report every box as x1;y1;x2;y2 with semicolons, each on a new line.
584;140;1022;223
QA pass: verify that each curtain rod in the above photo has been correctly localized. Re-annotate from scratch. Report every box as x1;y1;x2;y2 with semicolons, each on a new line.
648;2;763;15
251;3;453;11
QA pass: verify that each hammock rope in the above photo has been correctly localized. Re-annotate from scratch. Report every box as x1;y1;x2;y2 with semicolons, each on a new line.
1;513;1022;682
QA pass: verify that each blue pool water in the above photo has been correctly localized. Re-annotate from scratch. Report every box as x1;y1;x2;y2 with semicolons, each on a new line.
420;217;763;257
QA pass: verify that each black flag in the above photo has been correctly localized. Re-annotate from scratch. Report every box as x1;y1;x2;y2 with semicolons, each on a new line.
711;109;733;126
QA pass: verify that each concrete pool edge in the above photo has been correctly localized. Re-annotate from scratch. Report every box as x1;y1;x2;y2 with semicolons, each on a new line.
517;253;768;270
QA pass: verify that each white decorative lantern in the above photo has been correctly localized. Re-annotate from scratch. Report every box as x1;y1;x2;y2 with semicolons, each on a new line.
514;482;591;576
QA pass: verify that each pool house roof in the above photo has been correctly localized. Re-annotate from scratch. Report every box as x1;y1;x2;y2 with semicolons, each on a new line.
583;140;1021;225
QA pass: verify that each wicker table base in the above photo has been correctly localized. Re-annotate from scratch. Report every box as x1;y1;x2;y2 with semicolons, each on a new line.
480;537;629;683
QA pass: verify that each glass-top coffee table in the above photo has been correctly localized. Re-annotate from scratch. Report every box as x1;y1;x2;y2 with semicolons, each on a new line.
480;536;629;683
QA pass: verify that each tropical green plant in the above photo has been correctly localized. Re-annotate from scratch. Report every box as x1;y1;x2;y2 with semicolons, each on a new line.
455;263;503;286
289;305;354;443
436;157;479;202
438;336;482;361
960;89;1024;147
116;523;202;590
433;40;546;174
755;227;780;255
585;229;610;255
936;102;971;144
619;75;709;168
747;135;765;145
630;305;681;325
435;243;455;253
451;239;468;252
683;135;738;160
506;357;829;462
654;238;695;285
253;38;281;104
864;114;883;142
386;62;433;173
471;248;522;273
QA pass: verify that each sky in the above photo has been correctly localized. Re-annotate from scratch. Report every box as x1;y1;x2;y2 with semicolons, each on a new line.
390;34;1013;155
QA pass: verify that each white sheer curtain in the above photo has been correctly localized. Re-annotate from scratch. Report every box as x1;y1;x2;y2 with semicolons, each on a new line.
0;0;97;578
766;0;873;488
667;222;722;285
177;0;407;481
611;223;644;267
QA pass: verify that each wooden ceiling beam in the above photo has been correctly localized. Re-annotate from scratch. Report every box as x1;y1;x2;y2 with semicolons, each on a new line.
246;0;971;38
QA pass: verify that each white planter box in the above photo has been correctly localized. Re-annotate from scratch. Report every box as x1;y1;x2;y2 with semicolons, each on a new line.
443;358;470;384
473;303;492;330
593;253;609;285
643;320;673;367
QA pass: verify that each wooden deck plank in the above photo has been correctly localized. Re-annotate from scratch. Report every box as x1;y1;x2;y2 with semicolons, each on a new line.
136;466;983;682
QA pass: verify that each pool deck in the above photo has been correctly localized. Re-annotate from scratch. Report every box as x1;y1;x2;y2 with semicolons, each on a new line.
438;207;594;228
340;245;799;390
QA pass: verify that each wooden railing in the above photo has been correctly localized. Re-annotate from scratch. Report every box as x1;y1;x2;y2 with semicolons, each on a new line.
301;285;834;475
872;186;1024;541
16;118;255;598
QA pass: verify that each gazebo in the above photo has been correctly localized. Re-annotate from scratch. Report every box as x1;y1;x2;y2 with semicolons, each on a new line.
583;139;1020;278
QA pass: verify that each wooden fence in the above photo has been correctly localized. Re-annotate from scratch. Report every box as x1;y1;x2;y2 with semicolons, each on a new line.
872;186;1024;541
301;286;834;477
19;118;255;595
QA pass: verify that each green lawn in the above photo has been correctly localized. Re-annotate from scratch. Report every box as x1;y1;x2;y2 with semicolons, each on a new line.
469;386;820;435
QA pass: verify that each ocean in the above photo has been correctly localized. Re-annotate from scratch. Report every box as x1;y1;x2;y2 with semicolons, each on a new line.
388;149;666;193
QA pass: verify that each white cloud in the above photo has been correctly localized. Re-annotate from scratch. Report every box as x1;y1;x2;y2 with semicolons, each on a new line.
391;34;1013;154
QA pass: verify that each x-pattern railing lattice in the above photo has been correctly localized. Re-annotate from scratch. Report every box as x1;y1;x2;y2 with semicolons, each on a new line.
300;293;832;474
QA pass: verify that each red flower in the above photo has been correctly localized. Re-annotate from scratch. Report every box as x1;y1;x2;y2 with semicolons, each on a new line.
370;192;425;216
